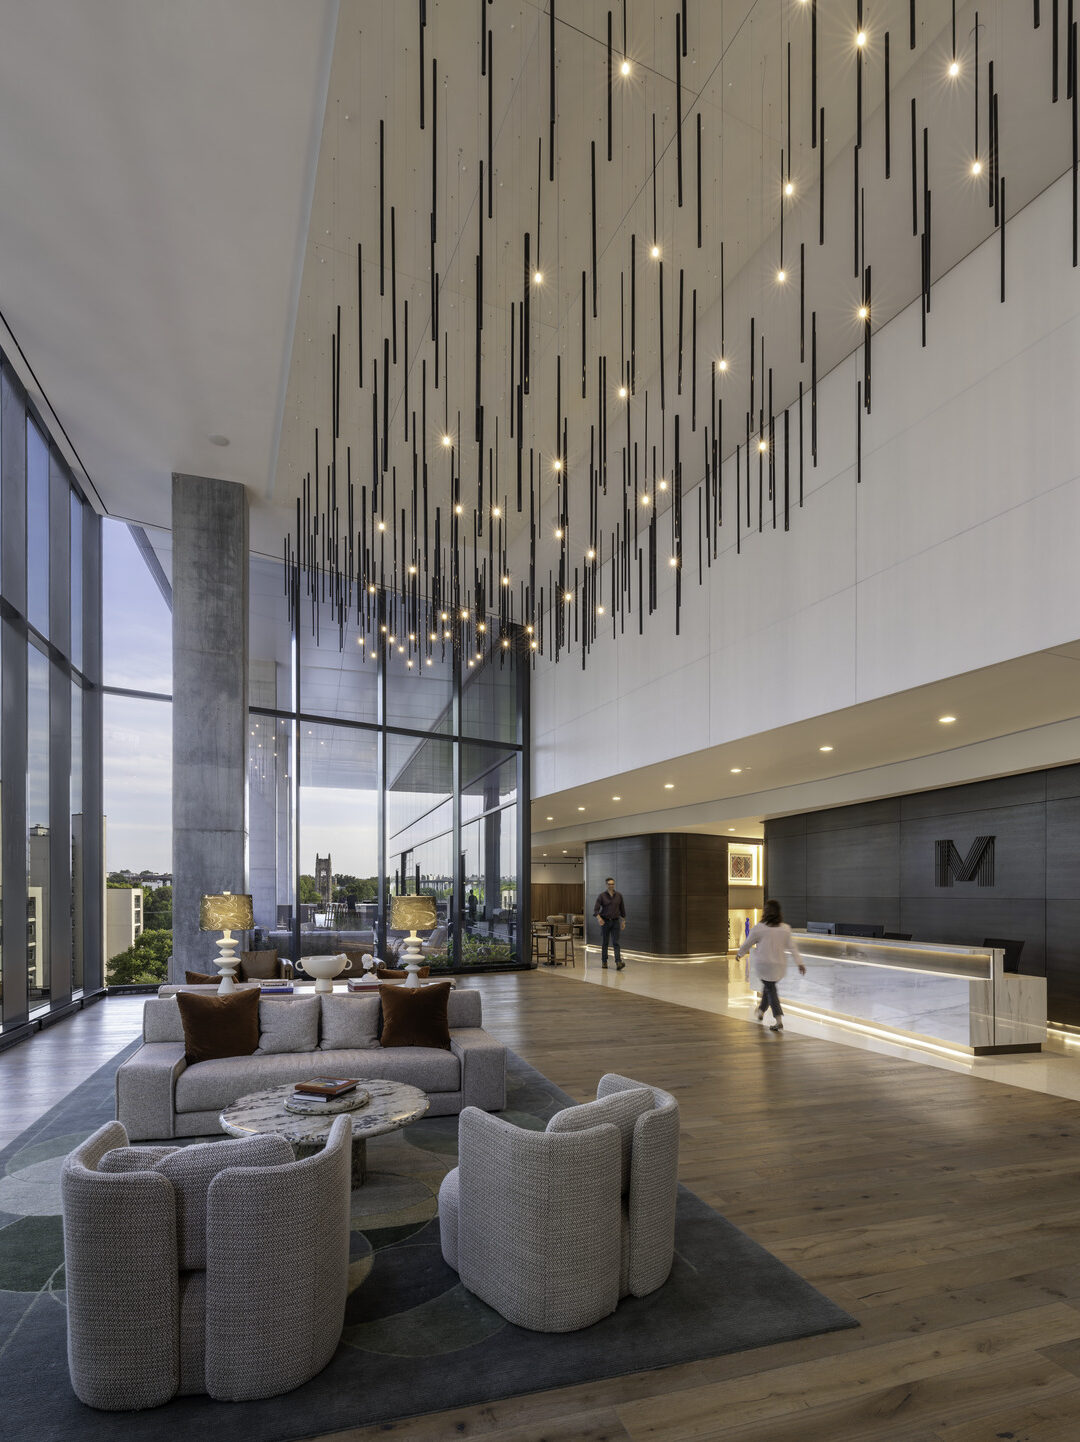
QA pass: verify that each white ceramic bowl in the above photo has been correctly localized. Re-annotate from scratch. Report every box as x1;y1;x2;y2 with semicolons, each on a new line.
294;952;352;993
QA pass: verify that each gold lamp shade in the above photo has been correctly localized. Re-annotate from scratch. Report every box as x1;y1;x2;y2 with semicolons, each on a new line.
199;892;254;932
390;894;438;932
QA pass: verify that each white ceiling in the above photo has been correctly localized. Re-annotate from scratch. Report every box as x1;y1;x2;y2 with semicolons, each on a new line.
0;0;336;529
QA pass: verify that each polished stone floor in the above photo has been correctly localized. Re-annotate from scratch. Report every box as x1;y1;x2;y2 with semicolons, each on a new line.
550;947;1080;1103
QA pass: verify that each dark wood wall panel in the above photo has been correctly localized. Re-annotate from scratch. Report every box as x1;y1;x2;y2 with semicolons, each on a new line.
586;833;728;955
765;763;1080;1024
531;884;584;918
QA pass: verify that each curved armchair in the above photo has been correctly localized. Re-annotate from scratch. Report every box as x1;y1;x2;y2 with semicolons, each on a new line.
439;1072;680;1332
62;1115;352;1409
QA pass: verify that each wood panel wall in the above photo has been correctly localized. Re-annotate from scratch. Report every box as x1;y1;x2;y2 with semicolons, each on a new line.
530;883;584;919
584;834;729;954
764;762;1080;1024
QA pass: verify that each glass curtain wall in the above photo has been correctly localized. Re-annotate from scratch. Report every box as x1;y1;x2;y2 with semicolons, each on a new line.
101;519;173;985
248;556;529;969
0;353;103;1037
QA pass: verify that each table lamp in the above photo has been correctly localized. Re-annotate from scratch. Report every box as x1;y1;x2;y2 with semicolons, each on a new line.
389;894;438;987
199;891;254;993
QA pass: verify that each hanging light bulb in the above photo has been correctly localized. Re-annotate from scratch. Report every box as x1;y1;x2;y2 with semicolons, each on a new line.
784;180;795;197
441;433;452;447
650;243;661;259
717;357;728;372
948;59;960;77
533;269;543;284
620;58;631;76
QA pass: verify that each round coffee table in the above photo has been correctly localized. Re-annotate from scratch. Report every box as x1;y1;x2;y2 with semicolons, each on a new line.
220;1079;429;1187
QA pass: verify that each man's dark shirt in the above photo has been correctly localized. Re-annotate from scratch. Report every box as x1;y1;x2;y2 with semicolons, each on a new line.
593;890;626;922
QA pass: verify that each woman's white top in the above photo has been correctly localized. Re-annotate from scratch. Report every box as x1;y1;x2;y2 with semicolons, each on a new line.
736;922;802;982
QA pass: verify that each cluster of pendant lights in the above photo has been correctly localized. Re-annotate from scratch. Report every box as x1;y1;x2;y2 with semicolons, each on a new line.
285;1;1077;676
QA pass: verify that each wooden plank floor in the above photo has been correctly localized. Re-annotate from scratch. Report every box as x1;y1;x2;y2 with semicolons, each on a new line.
7;977;1080;1440
318;971;1080;1442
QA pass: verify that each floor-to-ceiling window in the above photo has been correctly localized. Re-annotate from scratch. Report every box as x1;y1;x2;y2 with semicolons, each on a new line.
248;556;529;968
101;519;172;985
0;353;102;1037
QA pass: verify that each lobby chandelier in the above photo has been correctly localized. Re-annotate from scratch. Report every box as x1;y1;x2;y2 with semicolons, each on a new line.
285;1;1076;671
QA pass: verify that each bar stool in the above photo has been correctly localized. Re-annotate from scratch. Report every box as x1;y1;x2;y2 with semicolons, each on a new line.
531;922;553;964
550;923;576;967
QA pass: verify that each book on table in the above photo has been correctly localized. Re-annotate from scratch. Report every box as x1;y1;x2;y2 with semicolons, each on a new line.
293;1077;360;1099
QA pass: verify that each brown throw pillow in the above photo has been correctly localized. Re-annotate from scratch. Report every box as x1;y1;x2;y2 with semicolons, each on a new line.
379;982;452;1050
184;970;219;986
176;989;260;1065
377;964;430;980
237;949;279;981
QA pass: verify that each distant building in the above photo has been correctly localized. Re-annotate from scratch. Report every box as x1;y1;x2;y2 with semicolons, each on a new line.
315;854;333;908
106;887;144;961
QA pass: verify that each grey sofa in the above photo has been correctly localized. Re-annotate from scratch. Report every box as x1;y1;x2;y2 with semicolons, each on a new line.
62;1115;352;1409
117;987;506;1141
439;1073;679;1332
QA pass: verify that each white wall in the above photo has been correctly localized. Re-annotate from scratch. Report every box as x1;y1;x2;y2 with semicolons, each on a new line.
531;171;1080;799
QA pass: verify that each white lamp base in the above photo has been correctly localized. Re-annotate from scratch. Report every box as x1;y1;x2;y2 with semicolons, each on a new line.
400;931;424;988
215;930;241;994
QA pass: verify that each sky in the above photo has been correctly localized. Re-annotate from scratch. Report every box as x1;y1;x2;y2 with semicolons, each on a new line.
102;522;173;872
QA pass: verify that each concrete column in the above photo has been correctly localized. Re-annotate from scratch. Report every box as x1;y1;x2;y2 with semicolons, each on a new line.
171;474;249;976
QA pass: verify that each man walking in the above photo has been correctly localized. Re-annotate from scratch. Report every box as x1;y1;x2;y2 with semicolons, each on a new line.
593;877;626;970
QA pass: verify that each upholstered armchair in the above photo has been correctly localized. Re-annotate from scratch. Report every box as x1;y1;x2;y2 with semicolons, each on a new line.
61;1116;352;1409
439;1073;679;1332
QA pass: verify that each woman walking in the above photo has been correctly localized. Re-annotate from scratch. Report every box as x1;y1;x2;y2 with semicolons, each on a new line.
736;899;806;1032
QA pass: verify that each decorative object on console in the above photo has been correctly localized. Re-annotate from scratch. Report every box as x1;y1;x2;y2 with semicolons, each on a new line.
174;987;261;1066
198;891;254;993
389;894;439;987
379;980;452;1050
294;952;353;993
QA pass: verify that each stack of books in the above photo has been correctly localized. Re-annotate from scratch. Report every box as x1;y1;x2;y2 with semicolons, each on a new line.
292;1077;360;1104
346;975;380;991
260;979;294;994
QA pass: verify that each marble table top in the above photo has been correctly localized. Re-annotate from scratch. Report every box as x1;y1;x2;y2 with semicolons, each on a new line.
220;1078;429;1146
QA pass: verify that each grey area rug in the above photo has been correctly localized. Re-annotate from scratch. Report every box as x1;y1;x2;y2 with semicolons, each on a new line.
0;1037;857;1441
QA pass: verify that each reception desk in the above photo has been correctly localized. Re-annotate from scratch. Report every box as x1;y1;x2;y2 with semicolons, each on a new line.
750;934;1046;1055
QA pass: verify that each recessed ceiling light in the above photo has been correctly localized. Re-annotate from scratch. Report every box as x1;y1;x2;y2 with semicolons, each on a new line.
664;782;675;789
546;815;553;820
819;745;834;752
209;434;230;447
939;715;957;724
728;827;736;831
612;795;621;801
577;806;586;811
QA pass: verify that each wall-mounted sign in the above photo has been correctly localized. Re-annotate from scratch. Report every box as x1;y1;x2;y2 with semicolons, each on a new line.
935;836;995;887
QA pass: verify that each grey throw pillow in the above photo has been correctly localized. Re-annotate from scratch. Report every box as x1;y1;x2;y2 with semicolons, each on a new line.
546;1087;654;1194
319;994;380;1051
255;996;320;1054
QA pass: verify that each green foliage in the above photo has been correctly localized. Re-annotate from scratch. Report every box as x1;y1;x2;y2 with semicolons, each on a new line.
108;929;173;986
298;874;322;905
142;885;173;931
425;934;515;970
332;874;379;904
